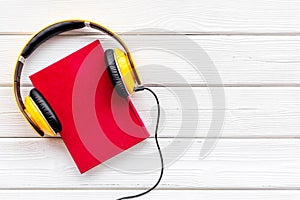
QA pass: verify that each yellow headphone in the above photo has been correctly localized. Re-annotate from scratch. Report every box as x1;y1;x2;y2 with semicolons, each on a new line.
13;20;142;137
13;20;164;199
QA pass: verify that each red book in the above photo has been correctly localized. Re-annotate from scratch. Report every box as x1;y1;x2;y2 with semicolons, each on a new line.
30;40;149;173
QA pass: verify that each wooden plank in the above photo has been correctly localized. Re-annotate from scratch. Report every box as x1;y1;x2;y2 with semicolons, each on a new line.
1;0;300;34
0;138;299;189
1;190;300;200
2;35;300;86
2;87;300;138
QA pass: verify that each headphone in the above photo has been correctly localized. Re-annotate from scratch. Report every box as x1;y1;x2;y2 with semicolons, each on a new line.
13;20;163;200
13;20;142;137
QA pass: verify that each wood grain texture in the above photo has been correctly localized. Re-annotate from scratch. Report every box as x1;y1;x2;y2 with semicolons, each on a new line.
1;0;300;197
0;0;300;34
0;138;299;189
2;35;300;86
1;190;300;200
2;87;300;138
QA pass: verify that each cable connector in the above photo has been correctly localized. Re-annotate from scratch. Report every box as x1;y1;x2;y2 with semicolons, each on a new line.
134;85;145;92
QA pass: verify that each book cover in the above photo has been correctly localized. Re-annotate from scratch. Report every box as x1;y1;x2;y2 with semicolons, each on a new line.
30;40;149;173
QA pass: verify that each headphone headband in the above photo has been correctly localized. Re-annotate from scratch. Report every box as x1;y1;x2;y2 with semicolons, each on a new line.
13;20;141;136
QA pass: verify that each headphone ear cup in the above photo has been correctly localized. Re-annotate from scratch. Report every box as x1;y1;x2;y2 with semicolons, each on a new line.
24;95;55;136
114;48;137;94
105;49;129;98
29;89;62;134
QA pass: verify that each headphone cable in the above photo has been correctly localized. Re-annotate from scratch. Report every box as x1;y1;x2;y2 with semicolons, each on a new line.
116;86;164;200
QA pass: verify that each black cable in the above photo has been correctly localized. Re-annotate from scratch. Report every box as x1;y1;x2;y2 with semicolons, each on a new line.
116;86;164;200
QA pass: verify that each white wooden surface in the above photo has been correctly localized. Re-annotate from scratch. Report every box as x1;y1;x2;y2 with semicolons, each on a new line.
1;0;300;199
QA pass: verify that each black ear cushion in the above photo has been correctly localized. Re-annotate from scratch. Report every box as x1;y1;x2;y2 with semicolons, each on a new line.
104;49;129;98
29;88;62;133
